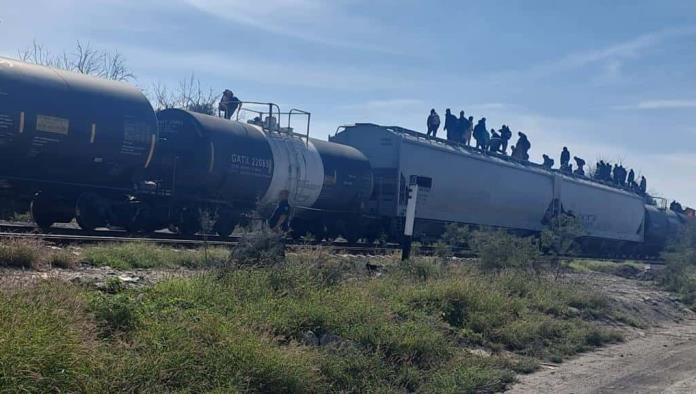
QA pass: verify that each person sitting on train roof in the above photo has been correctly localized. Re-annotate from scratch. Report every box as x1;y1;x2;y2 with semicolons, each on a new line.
499;125;512;155
463;116;474;146
444;109;457;141
488;129;503;153
573;157;586;176
670;200;684;213
510;132;531;161
218;90;241;120
593;161;603;180
560;147;570;172
542;154;554;169
473;118;489;150
426;109;440;138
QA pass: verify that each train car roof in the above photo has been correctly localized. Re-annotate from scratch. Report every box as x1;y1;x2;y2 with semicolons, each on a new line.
334;122;645;200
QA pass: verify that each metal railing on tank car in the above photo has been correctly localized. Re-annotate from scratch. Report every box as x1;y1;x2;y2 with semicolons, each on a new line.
233;101;311;146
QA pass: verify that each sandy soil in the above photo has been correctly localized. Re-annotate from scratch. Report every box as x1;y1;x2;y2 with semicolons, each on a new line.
509;272;696;394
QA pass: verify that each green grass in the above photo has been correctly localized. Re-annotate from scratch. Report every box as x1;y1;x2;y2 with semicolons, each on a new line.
0;238;44;269
82;242;229;269
567;259;644;275
0;255;627;393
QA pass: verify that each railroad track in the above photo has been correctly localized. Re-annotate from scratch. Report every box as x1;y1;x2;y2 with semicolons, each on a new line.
0;222;403;255
0;221;664;263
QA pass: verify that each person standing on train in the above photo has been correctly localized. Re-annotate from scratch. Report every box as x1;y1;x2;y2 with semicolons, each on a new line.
473;117;488;150
426;109;440;137
627;169;635;186
218;90;241;120
444;109;458;141
560;147;570;172
463;116;474;146
499;125;512;154
456;111;468;143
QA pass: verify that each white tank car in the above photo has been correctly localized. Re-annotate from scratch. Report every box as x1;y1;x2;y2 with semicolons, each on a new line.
330;123;645;242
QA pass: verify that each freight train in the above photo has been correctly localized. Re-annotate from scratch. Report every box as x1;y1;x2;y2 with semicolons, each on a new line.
0;57;689;255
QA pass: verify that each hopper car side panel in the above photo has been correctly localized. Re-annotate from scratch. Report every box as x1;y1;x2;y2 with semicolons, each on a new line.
398;140;553;231
558;178;645;242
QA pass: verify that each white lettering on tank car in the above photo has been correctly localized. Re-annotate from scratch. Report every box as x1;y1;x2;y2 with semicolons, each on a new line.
228;153;273;178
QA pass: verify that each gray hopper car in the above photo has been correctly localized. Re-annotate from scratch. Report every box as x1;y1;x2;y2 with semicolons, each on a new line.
331;123;649;247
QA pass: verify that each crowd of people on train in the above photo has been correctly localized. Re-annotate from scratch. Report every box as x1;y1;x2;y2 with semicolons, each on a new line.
426;109;532;161
425;108;649;196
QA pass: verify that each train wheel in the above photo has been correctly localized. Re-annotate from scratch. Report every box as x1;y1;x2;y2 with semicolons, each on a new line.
214;217;236;238
289;219;309;241
75;193;104;231
30;192;57;230
178;208;201;236
126;204;157;234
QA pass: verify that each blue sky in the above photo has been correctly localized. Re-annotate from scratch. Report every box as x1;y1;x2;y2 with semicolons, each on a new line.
1;0;695;206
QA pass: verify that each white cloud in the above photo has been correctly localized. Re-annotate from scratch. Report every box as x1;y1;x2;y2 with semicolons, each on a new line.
120;46;403;92
614;99;696;110
184;0;404;54
487;25;696;84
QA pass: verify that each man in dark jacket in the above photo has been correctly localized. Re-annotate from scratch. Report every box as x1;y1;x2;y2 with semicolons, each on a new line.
627;169;635;185
269;190;291;232
426;109;440;137
488;129;502;153
511;132;531;161
219;90;241;119
542;154;554;169
573;157;586;176
560;147;570;170
473;118;489;150
499;125;512;154
455;111;468;143
444;109;458;141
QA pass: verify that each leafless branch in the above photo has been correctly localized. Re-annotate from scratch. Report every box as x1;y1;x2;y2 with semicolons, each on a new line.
149;74;219;115
18;40;134;81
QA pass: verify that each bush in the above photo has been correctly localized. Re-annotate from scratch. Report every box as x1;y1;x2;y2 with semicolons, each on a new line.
48;249;79;269
441;223;471;246
230;230;285;267
660;220;696;305
0;238;44;269
470;230;539;272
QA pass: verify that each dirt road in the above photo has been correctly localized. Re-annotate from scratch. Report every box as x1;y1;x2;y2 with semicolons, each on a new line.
510;272;696;394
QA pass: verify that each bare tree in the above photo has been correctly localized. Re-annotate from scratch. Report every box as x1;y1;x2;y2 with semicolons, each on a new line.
150;74;219;115
18;40;134;81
